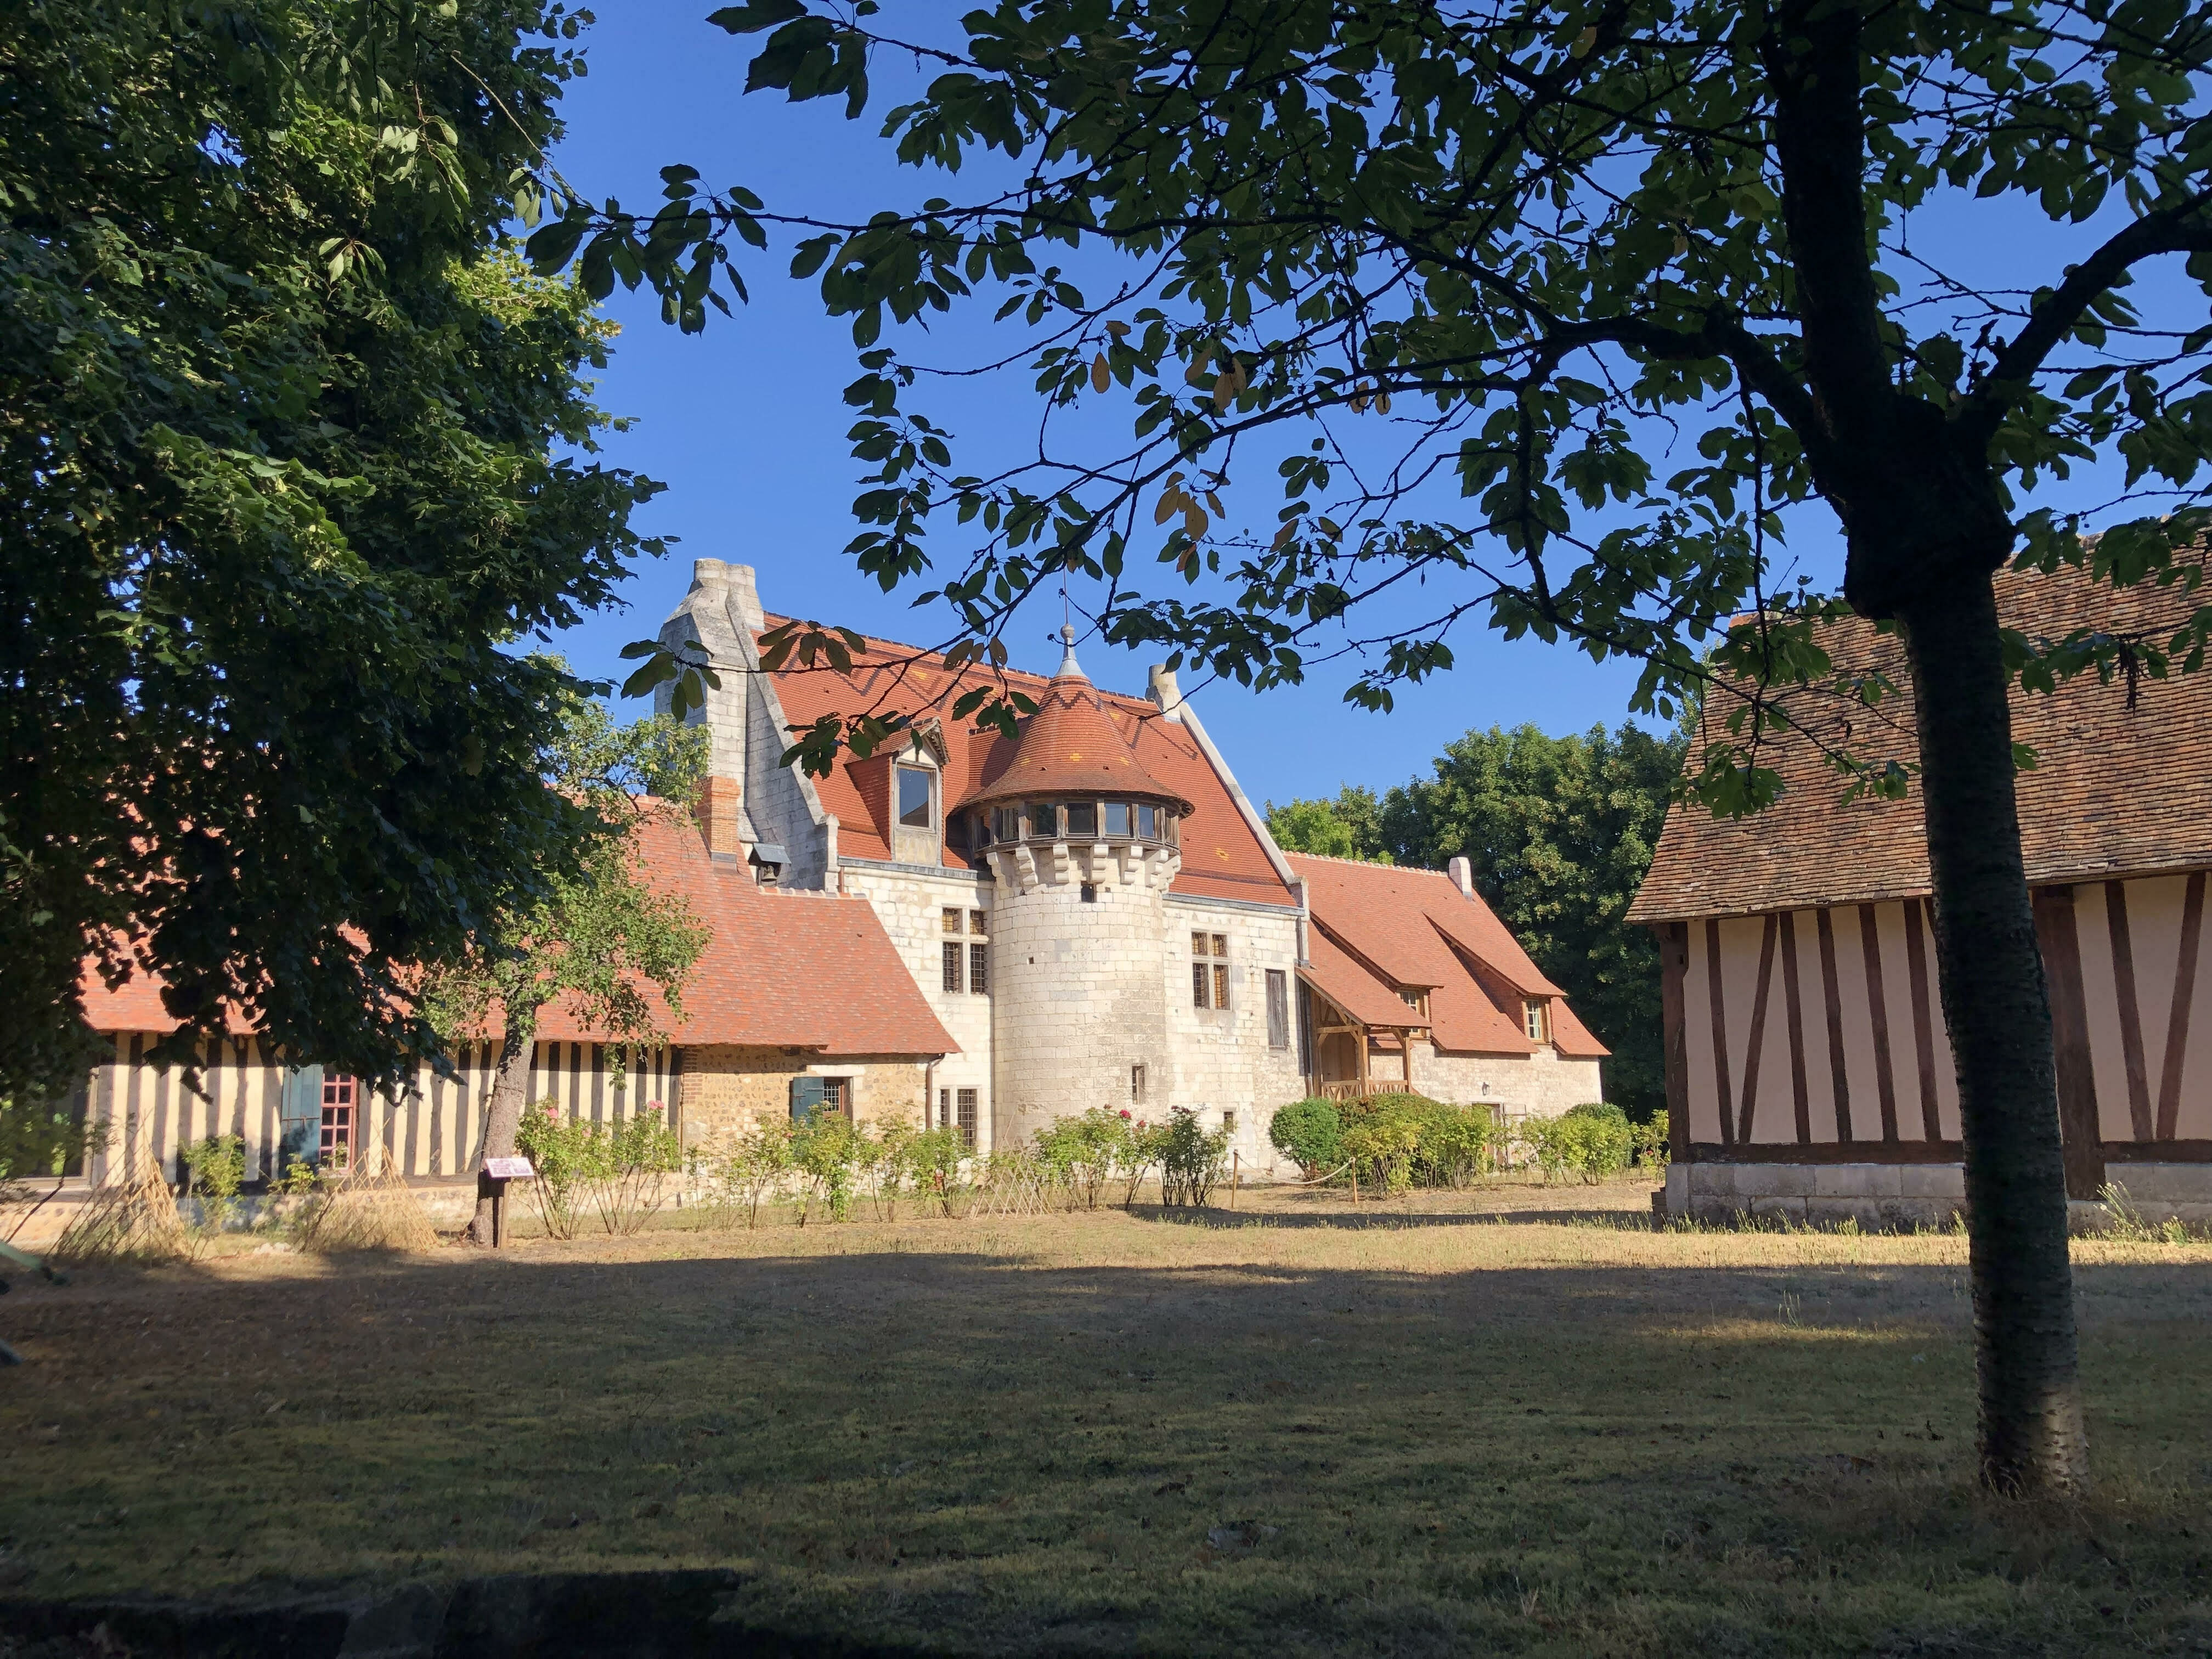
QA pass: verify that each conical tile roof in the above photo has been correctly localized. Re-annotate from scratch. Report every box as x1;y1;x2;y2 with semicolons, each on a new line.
958;629;1193;812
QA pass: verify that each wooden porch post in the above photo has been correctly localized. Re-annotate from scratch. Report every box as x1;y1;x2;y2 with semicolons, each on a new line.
1401;1029;1413;1088
1356;1027;1370;1098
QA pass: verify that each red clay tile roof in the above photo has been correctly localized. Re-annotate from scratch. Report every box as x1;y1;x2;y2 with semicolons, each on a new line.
764;622;1298;907
1627;562;2212;924
962;657;1191;812
78;811;957;1058
1289;853;1608;1059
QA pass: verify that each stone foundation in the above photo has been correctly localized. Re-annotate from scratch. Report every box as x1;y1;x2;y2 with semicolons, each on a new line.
1662;1160;2212;1231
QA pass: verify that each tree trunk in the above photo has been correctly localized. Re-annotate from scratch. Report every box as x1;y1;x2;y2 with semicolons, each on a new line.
467;1010;534;1246
1895;573;2089;1496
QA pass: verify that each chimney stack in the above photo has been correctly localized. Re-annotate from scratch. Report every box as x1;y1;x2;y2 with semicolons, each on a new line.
1146;663;1184;720
1448;855;1475;899
697;775;743;859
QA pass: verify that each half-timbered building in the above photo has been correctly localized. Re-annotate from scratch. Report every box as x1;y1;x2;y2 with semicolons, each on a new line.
1629;563;2212;1227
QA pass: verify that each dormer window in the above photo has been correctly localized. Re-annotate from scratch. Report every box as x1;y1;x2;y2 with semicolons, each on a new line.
1400;988;1430;1020
1524;998;1551;1043
750;843;786;888
897;766;934;829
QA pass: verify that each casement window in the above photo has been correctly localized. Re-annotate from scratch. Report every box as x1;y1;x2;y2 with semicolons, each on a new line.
956;1088;978;1149
971;811;991;848
968;909;987;934
968;941;989;994
942;907;964;934
320;1075;356;1167
1065;800;1098;837
1192;933;1229;1009
897;766;934;829
1029;802;1060;839
992;806;1019;843
789;1076;850;1121
1523;998;1552;1043
1222;1110;1237;1138
1138;804;1159;839
1266;969;1290;1049
938;1088;951;1130
1104;802;1132;838
279;1066;354;1171
1131;1064;1147;1103
943;941;964;993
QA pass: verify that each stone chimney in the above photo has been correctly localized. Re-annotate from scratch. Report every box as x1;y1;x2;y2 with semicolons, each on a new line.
697;775;743;859
1448;855;1475;899
687;558;766;634
1146;663;1184;720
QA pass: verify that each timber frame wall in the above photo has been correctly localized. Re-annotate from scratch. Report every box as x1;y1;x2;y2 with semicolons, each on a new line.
1658;870;2212;1195
58;1036;680;1190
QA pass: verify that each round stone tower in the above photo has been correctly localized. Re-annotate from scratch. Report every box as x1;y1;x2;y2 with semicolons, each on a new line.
956;629;1188;1148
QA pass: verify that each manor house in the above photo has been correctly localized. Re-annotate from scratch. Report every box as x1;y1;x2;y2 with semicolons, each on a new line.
53;560;1604;1205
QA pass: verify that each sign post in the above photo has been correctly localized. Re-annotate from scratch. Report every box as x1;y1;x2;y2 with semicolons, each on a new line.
478;1157;533;1248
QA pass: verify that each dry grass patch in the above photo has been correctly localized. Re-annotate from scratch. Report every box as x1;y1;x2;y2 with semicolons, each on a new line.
3;1179;2209;1656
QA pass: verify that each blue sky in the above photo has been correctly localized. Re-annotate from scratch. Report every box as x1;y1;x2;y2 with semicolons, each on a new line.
538;1;2169;810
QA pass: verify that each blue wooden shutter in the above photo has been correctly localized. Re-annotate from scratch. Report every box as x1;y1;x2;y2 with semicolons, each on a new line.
279;1066;323;1170
789;1076;828;1121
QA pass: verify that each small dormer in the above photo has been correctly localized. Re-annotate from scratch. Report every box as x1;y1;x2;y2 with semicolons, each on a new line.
890;734;942;866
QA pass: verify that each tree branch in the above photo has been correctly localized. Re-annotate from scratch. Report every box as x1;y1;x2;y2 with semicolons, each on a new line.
1961;190;2212;439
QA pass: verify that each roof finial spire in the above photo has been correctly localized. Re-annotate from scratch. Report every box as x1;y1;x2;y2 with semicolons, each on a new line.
1056;621;1083;679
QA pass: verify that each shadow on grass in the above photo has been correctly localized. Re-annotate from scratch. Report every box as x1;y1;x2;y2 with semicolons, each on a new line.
1131;1200;1658;1229
4;1232;2209;1655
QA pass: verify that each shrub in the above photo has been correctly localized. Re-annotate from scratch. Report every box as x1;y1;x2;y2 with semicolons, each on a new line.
589;1107;681;1235
1157;1109;1229;1207
1521;1104;1634;1183
515;1100;596;1239
1268;1098;1344;1180
1118;1115;1169;1206
1632;1110;1671;1169
180;1134;247;1239
792;1108;862;1222
1035;1108;1133;1209
1341;1102;1423;1195
906;1125;969;1217
1405;1100;1494;1188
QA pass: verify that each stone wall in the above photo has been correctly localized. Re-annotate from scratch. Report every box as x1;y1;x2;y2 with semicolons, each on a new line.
677;1046;929;1148
838;860;996;1151
1162;895;1306;1176
1409;1045;1605;1126
987;841;1177;1149
1666;1158;2212;1229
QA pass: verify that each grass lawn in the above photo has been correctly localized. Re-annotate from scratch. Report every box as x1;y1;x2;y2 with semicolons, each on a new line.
3;1177;2209;1655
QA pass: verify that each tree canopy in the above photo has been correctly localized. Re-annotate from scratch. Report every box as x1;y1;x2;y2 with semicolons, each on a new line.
532;0;2212;1495
1271;722;1683;1115
2;0;666;1097
421;693;708;1242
